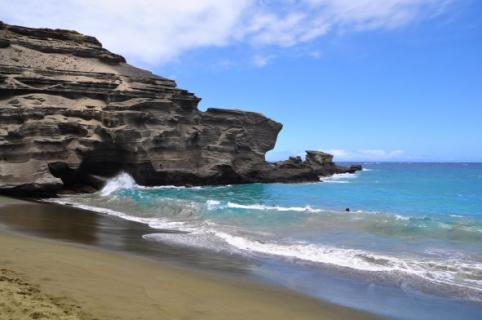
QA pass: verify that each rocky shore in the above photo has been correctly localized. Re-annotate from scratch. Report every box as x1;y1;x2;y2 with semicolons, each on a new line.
0;22;360;197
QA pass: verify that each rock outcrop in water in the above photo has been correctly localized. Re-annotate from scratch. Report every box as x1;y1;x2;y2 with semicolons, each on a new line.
0;22;360;196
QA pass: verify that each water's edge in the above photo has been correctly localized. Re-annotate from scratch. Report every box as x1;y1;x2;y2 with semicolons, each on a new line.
0;196;385;320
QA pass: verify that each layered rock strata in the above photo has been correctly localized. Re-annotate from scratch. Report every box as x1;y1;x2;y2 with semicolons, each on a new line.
0;22;360;196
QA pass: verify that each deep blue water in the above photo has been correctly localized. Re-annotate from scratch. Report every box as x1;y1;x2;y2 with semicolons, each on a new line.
51;163;482;320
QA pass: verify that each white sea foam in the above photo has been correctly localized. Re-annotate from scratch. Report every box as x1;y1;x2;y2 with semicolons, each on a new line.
206;200;221;210
212;231;396;271
145;226;414;273
395;214;410;221
144;226;482;296
100;172;137;196
226;202;324;213
323;180;351;184
143;232;232;252
98;172;187;196
326;173;359;180
44;198;197;232
212;201;416;221
99;172;232;196
320;172;358;184
45;197;482;299
45;167;482;302
209;231;482;295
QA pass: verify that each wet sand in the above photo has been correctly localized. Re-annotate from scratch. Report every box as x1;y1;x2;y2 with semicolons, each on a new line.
0;196;383;319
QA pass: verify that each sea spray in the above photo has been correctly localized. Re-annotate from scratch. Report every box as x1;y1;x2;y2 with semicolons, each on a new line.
100;172;137;196
320;172;359;183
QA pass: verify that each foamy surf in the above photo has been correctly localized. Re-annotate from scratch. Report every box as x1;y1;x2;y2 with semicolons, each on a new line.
320;172;359;183
226;202;325;213
211;230;482;290
98;172;232;196
144;228;482;300
44;198;198;233
44;195;482;302
43;164;482;307
100;172;137;196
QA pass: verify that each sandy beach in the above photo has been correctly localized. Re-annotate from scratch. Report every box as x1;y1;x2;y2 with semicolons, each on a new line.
0;197;381;320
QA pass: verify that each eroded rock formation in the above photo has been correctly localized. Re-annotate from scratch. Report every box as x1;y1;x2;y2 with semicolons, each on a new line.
0;22;360;196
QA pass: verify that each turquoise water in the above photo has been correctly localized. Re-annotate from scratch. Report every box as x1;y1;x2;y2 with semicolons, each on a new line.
51;163;482;319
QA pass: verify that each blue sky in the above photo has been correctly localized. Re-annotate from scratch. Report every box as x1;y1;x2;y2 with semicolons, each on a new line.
1;0;481;161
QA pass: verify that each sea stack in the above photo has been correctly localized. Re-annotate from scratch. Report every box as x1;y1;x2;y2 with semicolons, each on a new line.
0;22;360;196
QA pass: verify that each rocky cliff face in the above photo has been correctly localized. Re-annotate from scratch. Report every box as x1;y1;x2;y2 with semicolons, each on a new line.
0;22;360;197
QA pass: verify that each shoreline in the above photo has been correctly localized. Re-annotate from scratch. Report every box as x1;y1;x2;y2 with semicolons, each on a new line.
0;197;382;320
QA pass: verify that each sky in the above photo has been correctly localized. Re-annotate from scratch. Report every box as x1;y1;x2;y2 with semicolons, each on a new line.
1;0;481;162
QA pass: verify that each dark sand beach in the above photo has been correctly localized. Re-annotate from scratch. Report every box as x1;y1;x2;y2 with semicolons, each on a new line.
0;196;382;320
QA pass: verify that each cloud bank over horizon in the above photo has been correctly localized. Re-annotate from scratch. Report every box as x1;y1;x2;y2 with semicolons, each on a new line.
266;148;408;162
0;0;452;66
326;149;406;161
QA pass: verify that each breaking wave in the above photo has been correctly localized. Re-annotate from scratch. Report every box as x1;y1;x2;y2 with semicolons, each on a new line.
143;228;482;300
99;172;231;196
45;195;482;301
226;202;325;213
100;172;137;196
321;172;359;184
44;168;482;302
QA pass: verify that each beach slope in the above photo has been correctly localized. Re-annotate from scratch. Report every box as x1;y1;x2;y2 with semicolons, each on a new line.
0;230;381;320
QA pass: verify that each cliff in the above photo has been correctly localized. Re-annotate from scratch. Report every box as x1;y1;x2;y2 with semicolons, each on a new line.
0;22;360;196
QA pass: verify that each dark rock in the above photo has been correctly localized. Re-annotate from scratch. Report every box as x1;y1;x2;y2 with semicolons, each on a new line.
275;156;304;169
349;165;363;172
260;150;361;183
0;22;361;197
0;38;9;48
305;150;334;166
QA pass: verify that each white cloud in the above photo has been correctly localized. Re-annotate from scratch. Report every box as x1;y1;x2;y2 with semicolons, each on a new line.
0;0;452;65
269;148;407;161
309;50;323;59
0;0;253;65
325;149;406;161
358;149;405;160
304;0;447;30
253;54;272;67
326;149;351;158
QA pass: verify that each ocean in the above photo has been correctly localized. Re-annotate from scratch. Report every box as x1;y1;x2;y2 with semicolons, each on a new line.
48;163;482;319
